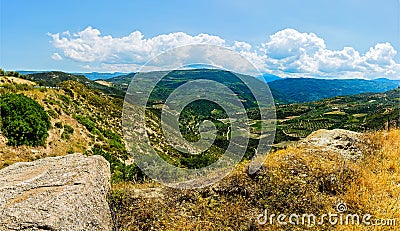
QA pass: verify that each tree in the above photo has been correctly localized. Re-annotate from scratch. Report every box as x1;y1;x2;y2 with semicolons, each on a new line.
0;94;51;146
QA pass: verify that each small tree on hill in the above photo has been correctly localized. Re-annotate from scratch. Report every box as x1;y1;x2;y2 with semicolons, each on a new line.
0;94;51;146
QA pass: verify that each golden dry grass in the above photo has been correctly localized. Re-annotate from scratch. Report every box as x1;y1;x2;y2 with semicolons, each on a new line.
339;129;400;230
110;129;400;231
0;76;36;85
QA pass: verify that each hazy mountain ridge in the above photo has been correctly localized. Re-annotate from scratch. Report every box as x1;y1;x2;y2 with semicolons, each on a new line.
268;77;399;103
17;69;400;104
101;69;399;103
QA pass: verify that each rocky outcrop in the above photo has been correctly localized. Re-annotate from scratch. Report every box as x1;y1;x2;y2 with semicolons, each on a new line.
0;154;112;231
300;129;363;160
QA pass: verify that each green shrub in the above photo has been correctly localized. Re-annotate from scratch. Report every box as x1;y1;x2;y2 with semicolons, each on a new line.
73;114;96;132
61;124;74;140
64;124;74;134
55;122;63;128
58;94;71;103
46;109;59;119
91;146;145;183
0;94;51;146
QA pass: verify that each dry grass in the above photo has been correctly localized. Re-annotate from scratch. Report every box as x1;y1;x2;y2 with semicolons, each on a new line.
0;76;36;85
339;129;400;230
110;129;400;230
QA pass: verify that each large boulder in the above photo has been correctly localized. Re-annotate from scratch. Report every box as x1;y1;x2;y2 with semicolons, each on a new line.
300;129;363;160
0;154;112;231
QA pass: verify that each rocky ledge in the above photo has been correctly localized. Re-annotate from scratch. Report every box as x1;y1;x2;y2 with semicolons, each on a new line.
300;129;363;160
0;154;112;231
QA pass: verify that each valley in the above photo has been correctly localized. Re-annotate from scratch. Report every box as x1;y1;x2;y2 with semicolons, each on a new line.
0;69;399;230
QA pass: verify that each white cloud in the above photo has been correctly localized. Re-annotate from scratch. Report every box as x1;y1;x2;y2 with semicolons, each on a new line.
261;28;400;79
49;27;400;79
263;28;325;60
51;52;63;61
364;42;397;66
49;26;226;65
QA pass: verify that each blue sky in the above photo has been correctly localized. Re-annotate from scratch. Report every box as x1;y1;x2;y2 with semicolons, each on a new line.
1;0;399;79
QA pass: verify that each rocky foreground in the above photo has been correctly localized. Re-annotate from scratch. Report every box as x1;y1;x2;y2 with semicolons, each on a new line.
0;154;112;231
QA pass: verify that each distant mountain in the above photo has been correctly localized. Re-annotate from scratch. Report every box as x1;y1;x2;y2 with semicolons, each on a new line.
258;73;282;82
101;73;135;88
107;69;278;107
106;71;291;104
107;70;399;104
268;78;399;103
17;70;48;75
21;70;400;104
373;77;400;84
74;72;130;80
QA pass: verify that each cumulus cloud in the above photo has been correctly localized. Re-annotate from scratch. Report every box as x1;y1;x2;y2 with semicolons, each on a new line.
49;27;400;79
261;29;400;79
49;26;225;64
51;52;63;61
263;28;325;60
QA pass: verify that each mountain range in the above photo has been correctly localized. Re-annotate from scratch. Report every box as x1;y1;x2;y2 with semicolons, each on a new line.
19;69;399;103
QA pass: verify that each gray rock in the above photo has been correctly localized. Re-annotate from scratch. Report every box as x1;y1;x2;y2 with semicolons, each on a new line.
300;129;363;160
0;154;112;231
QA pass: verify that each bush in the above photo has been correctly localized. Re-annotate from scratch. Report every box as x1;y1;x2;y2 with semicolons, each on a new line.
55;122;63;128
64;124;74;134
46;109;59;119
73;114;96;132
58;94;71;103
0;94;51;146
91;146;145;183
61;124;74;140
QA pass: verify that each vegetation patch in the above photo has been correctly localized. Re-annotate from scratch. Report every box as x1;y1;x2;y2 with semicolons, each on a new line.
61;124;74;140
0;93;51;146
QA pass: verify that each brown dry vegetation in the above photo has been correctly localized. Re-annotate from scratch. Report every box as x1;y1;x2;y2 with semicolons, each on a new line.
110;129;400;231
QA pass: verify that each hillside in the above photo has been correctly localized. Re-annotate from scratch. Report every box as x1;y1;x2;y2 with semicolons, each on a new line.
105;69;290;104
0;78;127;169
18;69;400;104
273;87;400;143
105;69;399;103
24;71;91;86
110;128;400;230
74;72;130;80
23;71;125;97
268;77;399;103
1;72;399;230
2;73;397;168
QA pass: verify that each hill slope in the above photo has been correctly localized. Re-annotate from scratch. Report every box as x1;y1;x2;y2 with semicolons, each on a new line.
106;70;399;103
268;77;399;103
1;73;399;230
23;71;125;97
274;87;400;143
106;69;290;104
